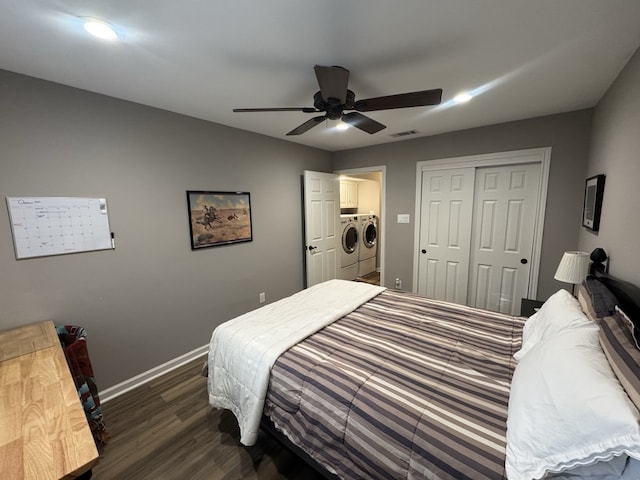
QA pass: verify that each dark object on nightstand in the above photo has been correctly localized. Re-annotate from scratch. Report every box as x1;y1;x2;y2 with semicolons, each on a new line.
521;298;544;317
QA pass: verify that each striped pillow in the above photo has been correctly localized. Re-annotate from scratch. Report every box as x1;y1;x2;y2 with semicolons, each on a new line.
616;305;640;349
597;312;640;411
578;284;598;321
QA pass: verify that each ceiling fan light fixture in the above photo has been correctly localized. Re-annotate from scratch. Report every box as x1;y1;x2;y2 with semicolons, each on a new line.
236;65;442;136
82;18;119;41
335;122;350;131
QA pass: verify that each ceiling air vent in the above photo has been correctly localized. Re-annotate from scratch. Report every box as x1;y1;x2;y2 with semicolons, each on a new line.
389;129;419;138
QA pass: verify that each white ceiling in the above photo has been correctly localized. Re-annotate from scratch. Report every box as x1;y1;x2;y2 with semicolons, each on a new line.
1;1;639;152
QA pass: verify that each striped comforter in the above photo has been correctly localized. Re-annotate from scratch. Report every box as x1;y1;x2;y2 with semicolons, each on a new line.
264;289;525;480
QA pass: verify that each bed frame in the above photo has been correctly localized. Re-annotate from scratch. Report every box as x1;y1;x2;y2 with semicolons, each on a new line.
260;416;339;480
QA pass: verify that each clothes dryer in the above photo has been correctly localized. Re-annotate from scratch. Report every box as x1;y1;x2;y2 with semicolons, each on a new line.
339;215;359;280
358;214;378;277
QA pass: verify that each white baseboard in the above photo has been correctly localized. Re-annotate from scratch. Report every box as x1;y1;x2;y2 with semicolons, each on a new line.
100;344;209;404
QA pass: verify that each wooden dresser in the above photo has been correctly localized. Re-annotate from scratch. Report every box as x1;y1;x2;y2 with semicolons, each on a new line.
0;321;99;479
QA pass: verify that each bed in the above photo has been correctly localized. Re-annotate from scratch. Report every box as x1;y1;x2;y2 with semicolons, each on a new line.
207;271;640;480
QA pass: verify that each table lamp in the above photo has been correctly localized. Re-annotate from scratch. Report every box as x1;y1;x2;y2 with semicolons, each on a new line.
554;251;590;296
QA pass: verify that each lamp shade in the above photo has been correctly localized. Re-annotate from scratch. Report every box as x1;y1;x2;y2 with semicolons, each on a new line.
554;251;590;284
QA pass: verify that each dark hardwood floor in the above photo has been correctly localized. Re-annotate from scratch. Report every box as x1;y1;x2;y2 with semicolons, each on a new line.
92;358;325;479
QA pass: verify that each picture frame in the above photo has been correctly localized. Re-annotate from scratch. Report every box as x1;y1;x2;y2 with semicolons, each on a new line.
582;174;605;231
186;191;252;249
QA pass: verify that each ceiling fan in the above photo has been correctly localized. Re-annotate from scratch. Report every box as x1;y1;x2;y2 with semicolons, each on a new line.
233;65;443;136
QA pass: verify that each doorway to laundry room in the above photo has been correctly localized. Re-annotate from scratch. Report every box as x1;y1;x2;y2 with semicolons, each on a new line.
335;166;386;287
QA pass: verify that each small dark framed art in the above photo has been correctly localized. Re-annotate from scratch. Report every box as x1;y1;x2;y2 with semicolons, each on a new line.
582;174;605;231
186;191;252;249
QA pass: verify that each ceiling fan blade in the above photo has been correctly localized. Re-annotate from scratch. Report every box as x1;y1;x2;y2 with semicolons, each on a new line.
286;116;326;136
341;112;386;134
234;107;318;113
314;65;349;104
353;88;443;112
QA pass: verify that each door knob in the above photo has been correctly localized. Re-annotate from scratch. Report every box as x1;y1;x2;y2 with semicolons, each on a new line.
421;249;427;254
308;245;317;251
520;258;528;264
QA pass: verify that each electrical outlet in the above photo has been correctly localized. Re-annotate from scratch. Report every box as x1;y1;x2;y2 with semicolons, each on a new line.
395;278;402;289
259;292;266;303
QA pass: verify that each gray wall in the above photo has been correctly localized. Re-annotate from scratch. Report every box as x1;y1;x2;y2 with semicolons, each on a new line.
579;47;640;285
0;69;331;389
332;110;593;300
6;53;636;390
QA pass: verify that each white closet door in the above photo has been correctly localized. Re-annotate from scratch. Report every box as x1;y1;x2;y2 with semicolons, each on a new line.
468;163;541;314
416;168;475;303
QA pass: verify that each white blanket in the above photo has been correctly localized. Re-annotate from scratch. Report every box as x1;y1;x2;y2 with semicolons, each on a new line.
207;279;386;445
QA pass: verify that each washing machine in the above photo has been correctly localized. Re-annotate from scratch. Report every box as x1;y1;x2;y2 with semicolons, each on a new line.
358;214;378;277
339;215;359;280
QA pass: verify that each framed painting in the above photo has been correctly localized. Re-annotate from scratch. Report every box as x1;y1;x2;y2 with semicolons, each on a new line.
186;191;252;249
582;174;605;231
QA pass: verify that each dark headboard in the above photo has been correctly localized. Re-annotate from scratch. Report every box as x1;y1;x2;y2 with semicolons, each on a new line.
593;269;640;329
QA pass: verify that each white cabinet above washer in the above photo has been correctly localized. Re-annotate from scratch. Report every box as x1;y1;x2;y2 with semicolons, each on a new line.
340;180;358;208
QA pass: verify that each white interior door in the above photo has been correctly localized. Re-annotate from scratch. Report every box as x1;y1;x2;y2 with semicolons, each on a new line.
304;170;340;287
416;168;475;303
468;163;541;314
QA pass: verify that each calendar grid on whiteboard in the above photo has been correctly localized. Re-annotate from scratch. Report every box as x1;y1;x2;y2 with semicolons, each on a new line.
6;197;112;259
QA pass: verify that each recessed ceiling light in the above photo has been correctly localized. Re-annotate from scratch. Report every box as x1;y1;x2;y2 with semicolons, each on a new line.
83;18;119;41
453;92;473;104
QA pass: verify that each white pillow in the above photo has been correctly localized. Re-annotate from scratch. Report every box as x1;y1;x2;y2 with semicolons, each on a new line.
514;289;596;361
506;327;640;480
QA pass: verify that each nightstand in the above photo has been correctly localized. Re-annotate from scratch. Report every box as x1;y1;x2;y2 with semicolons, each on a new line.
521;298;544;317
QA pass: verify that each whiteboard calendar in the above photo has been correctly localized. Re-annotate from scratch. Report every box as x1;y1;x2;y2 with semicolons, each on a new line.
6;196;112;259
